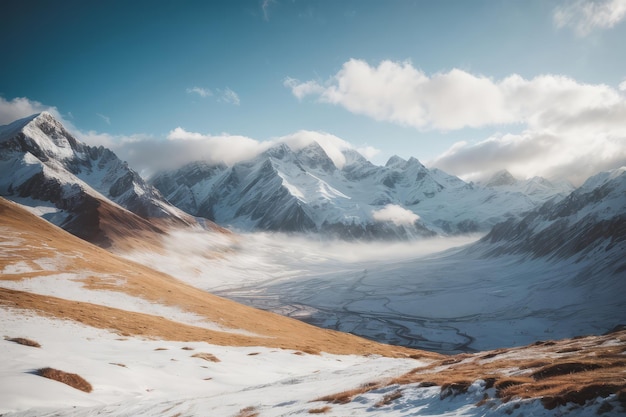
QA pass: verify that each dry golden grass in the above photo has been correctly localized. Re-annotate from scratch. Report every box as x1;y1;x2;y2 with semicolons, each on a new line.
5;337;41;348
191;352;221;363
316;330;626;409
234;406;259;417
308;405;332;413
314;381;383;404
109;363;127;368
0;198;436;359
37;367;93;393
374;389;403;407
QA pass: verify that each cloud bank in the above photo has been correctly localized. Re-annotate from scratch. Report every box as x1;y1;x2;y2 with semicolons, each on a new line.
372;204;419;226
286;59;626;184
285;59;621;131
554;0;626;36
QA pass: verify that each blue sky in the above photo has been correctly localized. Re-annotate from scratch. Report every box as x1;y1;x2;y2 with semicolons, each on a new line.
1;0;626;184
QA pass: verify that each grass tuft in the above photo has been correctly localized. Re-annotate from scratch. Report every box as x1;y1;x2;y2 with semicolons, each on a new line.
308;405;332;413
192;352;221;362
531;362;602;380
374;389;403;407
235;406;258;417
6;337;41;348
37;367;93;393
314;381;382;404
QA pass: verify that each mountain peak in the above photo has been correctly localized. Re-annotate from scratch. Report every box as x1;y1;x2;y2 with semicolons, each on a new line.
0;113;46;142
262;142;294;160
295;141;337;172
406;156;425;168
485;169;517;187
385;155;407;168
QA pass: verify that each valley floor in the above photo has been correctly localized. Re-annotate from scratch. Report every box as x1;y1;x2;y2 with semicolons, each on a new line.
125;230;625;354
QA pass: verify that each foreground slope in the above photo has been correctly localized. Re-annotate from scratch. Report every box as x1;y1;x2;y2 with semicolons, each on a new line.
2;197;625;416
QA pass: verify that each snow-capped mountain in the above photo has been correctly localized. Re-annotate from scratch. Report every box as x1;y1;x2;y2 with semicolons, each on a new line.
151;142;571;239
479;167;626;264
0;112;196;245
480;169;574;205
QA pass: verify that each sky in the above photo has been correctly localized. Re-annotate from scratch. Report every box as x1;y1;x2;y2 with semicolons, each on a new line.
1;0;626;184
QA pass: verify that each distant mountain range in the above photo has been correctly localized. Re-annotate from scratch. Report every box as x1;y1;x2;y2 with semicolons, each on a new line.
0;112;203;248
6;113;623;250
151;140;573;239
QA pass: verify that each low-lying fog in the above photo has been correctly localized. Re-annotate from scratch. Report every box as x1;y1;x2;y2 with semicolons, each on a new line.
126;231;622;354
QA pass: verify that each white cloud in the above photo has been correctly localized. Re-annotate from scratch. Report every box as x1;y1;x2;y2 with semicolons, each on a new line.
80;130;152;149
372;204;419;226
356;145;381;160
262;0;276;21
431;122;626;185
619;79;626;91
284;77;325;100
219;88;240;105
287;59;626;184
96;113;111;125
554;0;626;36
186;87;213;98
0;97;63;125
163;128;264;166
286;59;621;131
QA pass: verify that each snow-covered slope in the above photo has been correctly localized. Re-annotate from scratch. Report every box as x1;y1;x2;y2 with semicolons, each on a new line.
478;167;626;264
152;144;571;239
0;113;196;245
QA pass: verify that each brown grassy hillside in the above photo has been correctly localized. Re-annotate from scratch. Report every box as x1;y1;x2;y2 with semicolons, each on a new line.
0;197;434;359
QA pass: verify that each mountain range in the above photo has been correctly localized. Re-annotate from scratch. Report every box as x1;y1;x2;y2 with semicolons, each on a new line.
151;139;573;239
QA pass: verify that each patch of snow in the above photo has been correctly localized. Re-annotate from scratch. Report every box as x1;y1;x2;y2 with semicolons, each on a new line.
1;261;33;275
0;310;421;416
0;273;256;336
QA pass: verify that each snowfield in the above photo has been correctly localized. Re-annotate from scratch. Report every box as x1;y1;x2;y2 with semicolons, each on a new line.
2;310;621;417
